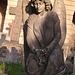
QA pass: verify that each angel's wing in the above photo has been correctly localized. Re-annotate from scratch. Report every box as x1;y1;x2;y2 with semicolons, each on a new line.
52;0;66;47
22;0;29;24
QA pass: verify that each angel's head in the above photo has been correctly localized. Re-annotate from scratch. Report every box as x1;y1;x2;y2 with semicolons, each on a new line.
31;0;52;12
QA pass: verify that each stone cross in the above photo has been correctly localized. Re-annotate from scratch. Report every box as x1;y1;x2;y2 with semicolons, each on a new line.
9;0;23;42
9;0;30;43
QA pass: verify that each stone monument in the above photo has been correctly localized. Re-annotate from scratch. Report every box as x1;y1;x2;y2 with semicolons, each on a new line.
23;0;66;75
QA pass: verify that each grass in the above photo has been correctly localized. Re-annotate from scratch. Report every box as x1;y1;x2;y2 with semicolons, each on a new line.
0;62;73;75
0;62;5;74
0;62;24;75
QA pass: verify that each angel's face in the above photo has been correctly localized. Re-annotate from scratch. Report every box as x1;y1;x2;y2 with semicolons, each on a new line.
34;1;45;13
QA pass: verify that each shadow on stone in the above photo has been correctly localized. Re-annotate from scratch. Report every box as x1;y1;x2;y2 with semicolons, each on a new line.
0;41;24;65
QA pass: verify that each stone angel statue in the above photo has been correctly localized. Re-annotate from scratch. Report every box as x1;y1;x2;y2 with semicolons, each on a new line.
23;0;66;75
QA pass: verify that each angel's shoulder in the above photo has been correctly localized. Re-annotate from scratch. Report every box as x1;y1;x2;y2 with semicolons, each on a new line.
28;14;37;20
27;14;37;25
47;11;59;18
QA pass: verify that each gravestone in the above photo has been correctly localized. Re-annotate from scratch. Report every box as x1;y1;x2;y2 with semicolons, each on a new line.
9;0;29;43
9;0;23;42
0;41;24;64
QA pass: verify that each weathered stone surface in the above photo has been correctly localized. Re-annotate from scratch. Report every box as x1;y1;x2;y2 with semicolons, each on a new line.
0;41;24;65
0;33;7;45
9;7;16;15
11;0;23;42
53;0;66;48
8;20;14;38
0;46;6;57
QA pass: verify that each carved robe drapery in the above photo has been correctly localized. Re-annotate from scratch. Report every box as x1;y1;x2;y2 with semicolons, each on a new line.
24;11;65;75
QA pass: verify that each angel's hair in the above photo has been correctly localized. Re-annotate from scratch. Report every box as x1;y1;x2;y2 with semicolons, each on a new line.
31;0;52;11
